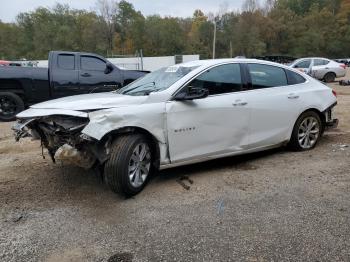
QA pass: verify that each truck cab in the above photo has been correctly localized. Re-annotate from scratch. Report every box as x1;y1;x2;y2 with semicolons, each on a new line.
0;51;148;121
49;51;124;97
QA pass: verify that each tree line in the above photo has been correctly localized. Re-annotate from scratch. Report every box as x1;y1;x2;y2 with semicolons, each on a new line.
0;0;349;60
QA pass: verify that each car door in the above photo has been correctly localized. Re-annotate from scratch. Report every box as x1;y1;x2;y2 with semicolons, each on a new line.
79;55;122;93
166;63;251;163
243;63;306;148
292;59;312;74
312;59;330;79
51;53;80;98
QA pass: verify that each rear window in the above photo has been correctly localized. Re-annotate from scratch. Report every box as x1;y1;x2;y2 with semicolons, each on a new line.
286;70;306;85
81;56;106;71
57;54;75;70
248;64;288;89
314;59;330;66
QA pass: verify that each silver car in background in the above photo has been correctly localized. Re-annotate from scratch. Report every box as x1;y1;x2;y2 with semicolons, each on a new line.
290;57;346;83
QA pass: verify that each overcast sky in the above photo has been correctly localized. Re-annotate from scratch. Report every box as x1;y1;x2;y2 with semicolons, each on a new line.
0;0;245;22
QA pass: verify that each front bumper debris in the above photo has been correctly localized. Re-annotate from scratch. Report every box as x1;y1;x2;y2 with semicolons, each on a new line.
12;119;36;141
54;144;96;169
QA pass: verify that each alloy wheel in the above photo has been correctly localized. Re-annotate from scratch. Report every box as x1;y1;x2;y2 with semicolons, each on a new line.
0;96;17;116
128;143;151;187
298;116;320;149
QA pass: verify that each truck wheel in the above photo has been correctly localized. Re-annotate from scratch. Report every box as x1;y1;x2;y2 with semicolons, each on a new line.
288;111;322;151
104;134;153;197
0;92;25;122
324;72;336;83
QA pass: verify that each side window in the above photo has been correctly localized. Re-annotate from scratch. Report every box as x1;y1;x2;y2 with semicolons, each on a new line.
286;69;306;85
314;59;330;66
57;54;75;70
294;60;311;68
248;64;288;89
188;64;242;95
80;56;106;71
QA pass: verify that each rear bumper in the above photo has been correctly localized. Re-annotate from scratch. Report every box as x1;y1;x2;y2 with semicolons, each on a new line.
323;102;338;130
325;118;339;129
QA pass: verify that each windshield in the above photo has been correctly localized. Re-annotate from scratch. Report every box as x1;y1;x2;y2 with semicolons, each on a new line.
118;65;199;96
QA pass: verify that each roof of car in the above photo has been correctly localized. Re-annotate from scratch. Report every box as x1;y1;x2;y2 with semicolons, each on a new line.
179;58;283;68
295;57;331;61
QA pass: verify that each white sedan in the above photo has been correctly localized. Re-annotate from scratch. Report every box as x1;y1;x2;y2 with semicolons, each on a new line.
290;57;346;82
14;59;338;196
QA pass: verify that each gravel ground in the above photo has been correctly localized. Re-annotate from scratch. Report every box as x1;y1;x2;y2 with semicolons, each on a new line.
1;75;350;261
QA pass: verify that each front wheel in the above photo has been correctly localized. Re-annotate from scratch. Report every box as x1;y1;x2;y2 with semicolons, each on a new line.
104;134;153;197
0;92;25;122
288;111;322;151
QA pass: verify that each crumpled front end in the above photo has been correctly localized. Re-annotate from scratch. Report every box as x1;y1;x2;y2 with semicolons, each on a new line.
13;115;98;169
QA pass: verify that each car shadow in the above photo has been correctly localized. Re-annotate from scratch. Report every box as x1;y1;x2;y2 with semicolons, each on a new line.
154;146;286;183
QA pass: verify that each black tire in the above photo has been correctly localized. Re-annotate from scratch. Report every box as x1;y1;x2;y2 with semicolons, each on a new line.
288;111;322;151
324;72;336;83
104;134;153;197
0;92;25;122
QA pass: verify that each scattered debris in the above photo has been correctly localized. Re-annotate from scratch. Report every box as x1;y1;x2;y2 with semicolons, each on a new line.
339;80;350;86
12;214;23;222
332;144;349;151
216;198;225;215
176;175;193;190
5;211;26;223
54;144;96;169
108;252;133;262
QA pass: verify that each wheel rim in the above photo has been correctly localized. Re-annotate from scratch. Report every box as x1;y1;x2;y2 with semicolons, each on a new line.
298;116;320;149
128;143;151;188
325;74;334;83
0;96;17;117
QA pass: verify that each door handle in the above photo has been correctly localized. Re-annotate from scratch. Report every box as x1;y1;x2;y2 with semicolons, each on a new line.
288;93;300;99
81;73;91;77
232;100;248;106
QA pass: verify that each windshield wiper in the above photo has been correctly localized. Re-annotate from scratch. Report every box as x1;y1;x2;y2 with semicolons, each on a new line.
119;81;155;95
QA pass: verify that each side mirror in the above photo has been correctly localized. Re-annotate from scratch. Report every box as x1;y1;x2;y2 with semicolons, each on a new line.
174;86;209;101
105;62;114;74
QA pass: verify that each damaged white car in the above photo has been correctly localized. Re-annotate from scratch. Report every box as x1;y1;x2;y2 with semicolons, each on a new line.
13;59;338;196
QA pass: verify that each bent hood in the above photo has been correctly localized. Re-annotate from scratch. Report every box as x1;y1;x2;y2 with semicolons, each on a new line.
17;92;148;119
30;92;147;111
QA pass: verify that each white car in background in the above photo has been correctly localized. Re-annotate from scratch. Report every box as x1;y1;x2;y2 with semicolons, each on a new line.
13;59;338;196
290;57;346;83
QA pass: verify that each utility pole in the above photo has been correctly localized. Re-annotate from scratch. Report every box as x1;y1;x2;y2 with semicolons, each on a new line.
140;49;144;71
212;21;217;59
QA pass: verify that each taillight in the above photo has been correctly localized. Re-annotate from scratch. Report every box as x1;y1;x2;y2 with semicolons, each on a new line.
340;64;346;69
332;90;337;97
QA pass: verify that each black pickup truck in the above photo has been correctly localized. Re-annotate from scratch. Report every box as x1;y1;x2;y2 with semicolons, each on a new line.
0;51;148;121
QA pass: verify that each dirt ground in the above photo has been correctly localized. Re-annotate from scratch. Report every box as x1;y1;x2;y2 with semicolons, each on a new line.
1;73;350;262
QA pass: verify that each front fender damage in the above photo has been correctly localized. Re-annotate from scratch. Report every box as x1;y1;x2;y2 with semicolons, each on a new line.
82;107;166;144
81;105;169;165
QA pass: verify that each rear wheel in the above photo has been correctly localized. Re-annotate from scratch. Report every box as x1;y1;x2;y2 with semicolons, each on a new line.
324;72;336;83
104;134;153;197
288;111;322;151
0;92;24;122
